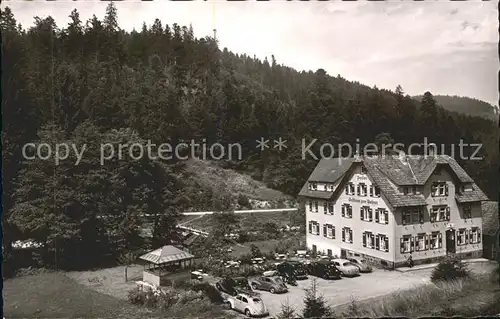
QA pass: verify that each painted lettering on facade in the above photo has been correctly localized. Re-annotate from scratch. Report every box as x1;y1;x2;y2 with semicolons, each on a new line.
348;197;378;205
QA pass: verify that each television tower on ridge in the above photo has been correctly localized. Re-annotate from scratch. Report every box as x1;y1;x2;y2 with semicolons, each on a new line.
213;2;217;41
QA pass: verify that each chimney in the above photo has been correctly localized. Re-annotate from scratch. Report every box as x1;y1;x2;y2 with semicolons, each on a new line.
396;150;407;164
426;143;437;157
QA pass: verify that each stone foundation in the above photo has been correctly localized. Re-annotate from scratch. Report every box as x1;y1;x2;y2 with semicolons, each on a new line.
394;249;483;268
344;249;483;269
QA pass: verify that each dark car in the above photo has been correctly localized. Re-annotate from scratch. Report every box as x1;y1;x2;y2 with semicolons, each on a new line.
250;276;288;294
277;261;308;281
307;260;342;279
215;277;253;296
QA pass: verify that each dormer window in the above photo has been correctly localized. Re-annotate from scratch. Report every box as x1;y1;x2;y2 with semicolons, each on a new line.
461;183;473;192
431;182;448;197
403;186;417;195
309;182;318;191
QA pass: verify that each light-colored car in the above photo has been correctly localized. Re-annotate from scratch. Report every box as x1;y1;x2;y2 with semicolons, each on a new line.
348;257;372;273
226;293;269;317
332;258;360;277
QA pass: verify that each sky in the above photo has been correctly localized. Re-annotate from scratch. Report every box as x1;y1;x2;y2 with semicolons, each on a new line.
3;0;498;106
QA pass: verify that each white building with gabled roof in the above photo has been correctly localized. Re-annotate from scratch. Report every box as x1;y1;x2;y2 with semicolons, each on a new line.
298;154;488;268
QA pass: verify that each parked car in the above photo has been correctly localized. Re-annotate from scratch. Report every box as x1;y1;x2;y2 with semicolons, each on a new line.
249;276;288;294
348;257;373;273
332;258;360;277
225;292;269;317
216;277;253;296
307;260;342;279
277;260;308;280
191;269;209;280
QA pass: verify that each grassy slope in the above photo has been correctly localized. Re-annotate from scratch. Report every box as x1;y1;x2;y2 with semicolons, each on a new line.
5;269;235;319
180;158;298;231
179;210;297;233
3;272;160;318
185;158;292;203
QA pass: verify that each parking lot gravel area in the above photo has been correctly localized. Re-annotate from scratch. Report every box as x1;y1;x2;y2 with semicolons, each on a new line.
257;269;429;316
258;262;496;317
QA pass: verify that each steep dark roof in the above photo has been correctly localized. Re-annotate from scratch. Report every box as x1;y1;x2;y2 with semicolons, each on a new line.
308;158;354;183
299;155;488;208
456;188;489;203
363;162;427;207
482;201;499;236
182;233;201;247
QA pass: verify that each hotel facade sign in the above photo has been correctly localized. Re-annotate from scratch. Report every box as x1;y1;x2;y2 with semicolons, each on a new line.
348;197;378;205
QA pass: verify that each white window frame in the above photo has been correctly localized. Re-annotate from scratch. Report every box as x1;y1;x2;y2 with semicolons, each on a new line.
432;182;448;197
401;236;412;253
470;227;481;244
309;182;318;191
376;208;388;224
342;227;353;243
363;232;375;249
430;206;449;222
377;234;389;252
324;224;335;239
345;183;355;195
457;228;467;246
312;201;319;213
309;221;320;235
360;206;372;221
358;183;368;197
429;232;442;249
326;202;334;215
342;204;353;219
415;233;426;251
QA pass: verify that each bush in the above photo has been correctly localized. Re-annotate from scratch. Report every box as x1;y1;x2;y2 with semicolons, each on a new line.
237;194;251;208
262;251;275;261
431;255;471;282
127;287;159;307
128;287;147;305
239;253;253;264
302;278;332;318
275;298;297;319
250;244;262;258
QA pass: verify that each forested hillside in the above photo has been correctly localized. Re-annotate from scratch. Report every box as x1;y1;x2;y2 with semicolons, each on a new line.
2;4;498;271
413;94;498;121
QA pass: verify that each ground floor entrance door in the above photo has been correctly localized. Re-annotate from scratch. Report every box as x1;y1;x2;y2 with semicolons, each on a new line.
340;249;347;258
446;229;456;254
312;245;317;255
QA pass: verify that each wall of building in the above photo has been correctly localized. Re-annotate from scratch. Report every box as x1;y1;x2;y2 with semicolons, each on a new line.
306;165;396;263
394;167;483;265
143;270;161;286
